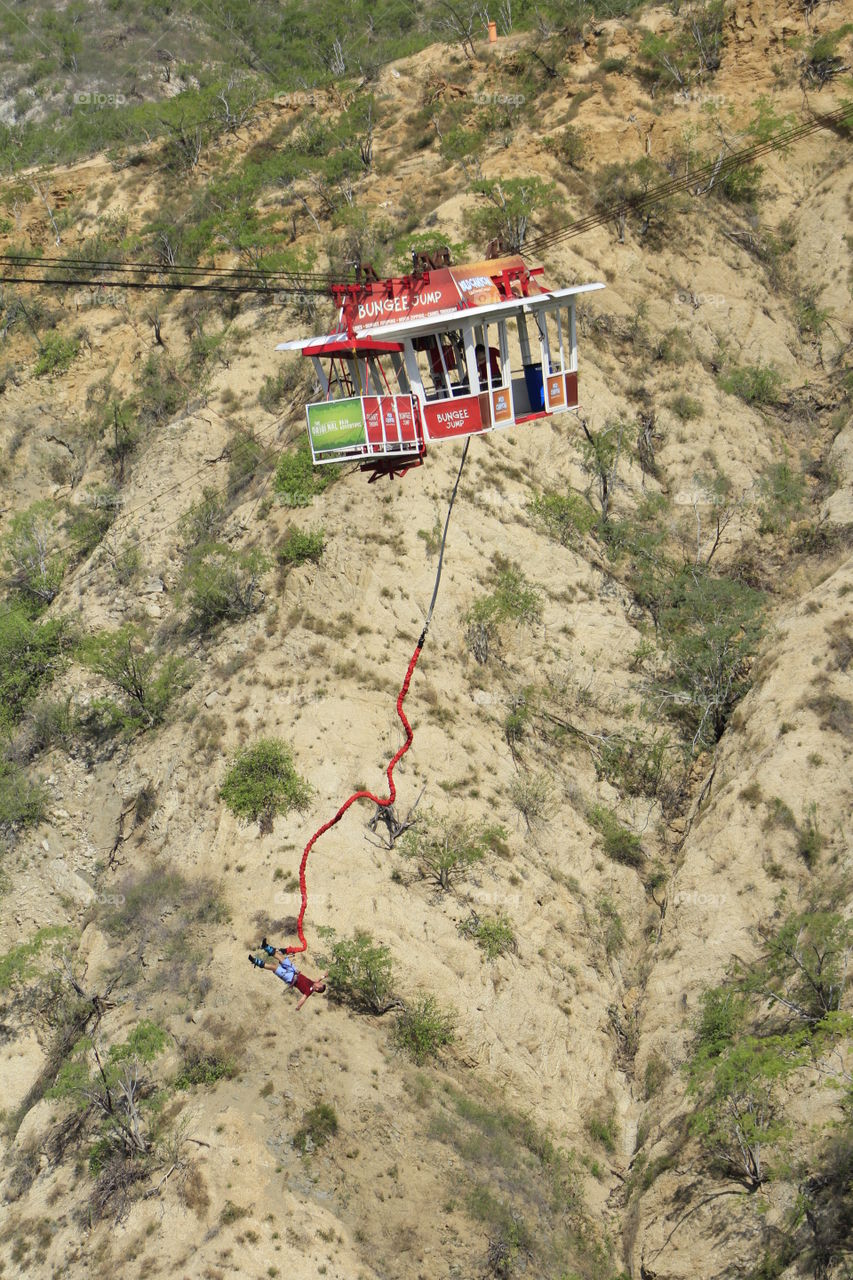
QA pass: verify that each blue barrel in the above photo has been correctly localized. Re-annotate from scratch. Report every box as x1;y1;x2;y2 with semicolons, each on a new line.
523;364;544;411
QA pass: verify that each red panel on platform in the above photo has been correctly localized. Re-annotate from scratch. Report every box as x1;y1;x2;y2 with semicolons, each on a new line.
565;372;579;407
363;396;383;449
422;394;486;441
396;396;417;442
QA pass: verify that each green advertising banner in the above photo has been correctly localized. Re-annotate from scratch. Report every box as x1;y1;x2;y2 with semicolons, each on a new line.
307;398;366;452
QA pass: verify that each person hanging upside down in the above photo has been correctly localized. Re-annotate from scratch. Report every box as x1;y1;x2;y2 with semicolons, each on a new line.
249;939;328;1011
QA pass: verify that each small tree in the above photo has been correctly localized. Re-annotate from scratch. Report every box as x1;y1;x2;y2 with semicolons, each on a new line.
179;487;226;550
688;1034;799;1189
466;177;558;252
399;813;499;890
2;501;66;609
743;912;851;1027
220;738;312;830
654;568;765;751
82;626;192;730
577;419;632;524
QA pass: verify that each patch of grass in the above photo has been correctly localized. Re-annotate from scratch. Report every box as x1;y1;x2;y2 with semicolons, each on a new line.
588;805;644;868
719;364;782;405
597;897;625;958
174;1046;238;1089
220;738;312;829
669;393;703;421
394;994;456;1063
585;1107;617;1153
293;1102;338;1153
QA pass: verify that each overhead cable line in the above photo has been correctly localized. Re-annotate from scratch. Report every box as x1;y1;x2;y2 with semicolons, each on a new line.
527;106;851;254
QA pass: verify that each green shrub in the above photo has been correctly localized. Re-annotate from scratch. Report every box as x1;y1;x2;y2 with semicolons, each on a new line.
459;912;517;960
220;739;312;828
259;363;306;413
0;606;68;734
547;126;586;168
65;490;120;559
588;805;644;868
597;730;671;800
527;491;597;547
466;560;541;662
508;773;552;829
137;353;185;426
293;1102;338;1153
34;331;79;377
465;176;559;253
0;926;71;992
321;929;396;1013
796;803;824;869
109;1021;168;1064
719;364;782;405
644;1052;668;1099
274;443;333;507
0;759;48;835
25;695;77;754
716;161;763;205
182;543;269;633
277;527;325;568
394;994;456;1063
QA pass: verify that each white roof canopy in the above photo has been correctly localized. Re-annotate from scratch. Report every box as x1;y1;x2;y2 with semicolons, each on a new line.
275;282;604;353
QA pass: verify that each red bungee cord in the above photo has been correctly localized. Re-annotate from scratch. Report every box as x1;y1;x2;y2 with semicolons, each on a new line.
284;439;470;957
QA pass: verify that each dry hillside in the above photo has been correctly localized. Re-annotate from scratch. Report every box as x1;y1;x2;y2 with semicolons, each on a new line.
1;3;852;1279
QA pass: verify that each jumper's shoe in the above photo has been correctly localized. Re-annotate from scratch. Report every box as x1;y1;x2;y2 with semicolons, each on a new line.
248;954;266;968
261;938;277;956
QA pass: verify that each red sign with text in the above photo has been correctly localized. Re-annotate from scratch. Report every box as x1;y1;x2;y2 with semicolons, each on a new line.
422;395;487;441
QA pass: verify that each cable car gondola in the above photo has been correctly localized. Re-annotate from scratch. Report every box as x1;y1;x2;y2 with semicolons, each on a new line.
276;254;604;480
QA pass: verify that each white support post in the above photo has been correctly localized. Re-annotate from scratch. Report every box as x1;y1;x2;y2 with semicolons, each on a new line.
311;356;329;397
